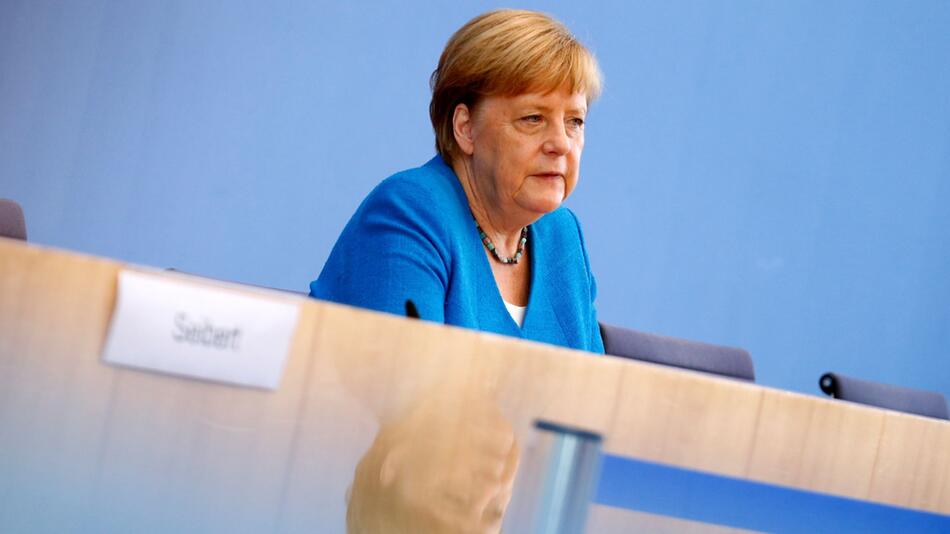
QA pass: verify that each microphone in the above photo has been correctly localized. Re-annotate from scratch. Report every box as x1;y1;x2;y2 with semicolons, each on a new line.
404;299;420;319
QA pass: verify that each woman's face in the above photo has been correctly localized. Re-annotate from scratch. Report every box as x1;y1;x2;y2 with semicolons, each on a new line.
459;88;587;220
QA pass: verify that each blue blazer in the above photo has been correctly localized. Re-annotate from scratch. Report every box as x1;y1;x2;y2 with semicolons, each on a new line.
310;156;605;354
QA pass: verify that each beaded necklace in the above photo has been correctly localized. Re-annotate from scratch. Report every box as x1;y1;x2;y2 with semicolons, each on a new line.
476;221;528;265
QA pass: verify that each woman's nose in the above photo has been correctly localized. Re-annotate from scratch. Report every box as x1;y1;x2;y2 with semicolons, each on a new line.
542;123;571;155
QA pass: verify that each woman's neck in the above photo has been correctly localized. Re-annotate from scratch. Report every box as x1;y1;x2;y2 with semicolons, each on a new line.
452;157;532;256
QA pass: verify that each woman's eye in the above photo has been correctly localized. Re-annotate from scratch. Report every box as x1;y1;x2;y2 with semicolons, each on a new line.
521;114;543;124
569;117;585;128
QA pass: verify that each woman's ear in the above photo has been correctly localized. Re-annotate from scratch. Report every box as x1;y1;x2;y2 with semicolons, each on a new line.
452;103;475;156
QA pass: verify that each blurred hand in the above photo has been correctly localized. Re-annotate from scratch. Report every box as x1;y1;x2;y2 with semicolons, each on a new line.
347;391;520;534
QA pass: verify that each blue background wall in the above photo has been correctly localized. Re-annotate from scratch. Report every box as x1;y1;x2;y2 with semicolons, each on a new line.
2;0;948;400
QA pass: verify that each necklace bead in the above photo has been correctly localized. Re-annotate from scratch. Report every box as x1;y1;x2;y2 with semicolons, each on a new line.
476;221;528;265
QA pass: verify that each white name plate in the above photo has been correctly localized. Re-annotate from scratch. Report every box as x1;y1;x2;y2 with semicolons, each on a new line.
102;270;301;390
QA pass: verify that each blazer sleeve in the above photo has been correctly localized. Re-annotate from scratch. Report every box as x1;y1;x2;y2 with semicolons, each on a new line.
309;178;449;323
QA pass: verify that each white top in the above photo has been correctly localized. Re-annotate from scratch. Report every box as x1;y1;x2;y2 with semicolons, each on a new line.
504;300;527;328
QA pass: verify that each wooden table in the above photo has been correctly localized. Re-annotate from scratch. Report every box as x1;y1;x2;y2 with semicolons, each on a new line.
1;238;948;532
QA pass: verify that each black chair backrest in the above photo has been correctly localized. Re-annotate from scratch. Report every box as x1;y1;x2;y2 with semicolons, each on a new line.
600;322;755;381
0;199;27;241
819;372;949;420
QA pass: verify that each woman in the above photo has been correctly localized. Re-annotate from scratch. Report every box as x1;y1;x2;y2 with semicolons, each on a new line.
311;9;604;353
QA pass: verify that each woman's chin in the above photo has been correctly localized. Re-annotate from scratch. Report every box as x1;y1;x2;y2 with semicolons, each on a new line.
514;179;568;214
515;195;564;215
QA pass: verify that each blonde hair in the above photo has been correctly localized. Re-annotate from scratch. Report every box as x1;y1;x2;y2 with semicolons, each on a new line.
429;9;603;162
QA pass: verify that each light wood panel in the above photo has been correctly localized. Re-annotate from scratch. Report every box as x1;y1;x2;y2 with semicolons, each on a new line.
868;411;950;511
606;361;763;478
0;240;318;532
0;241;120;532
746;388;883;498
1;237;949;533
